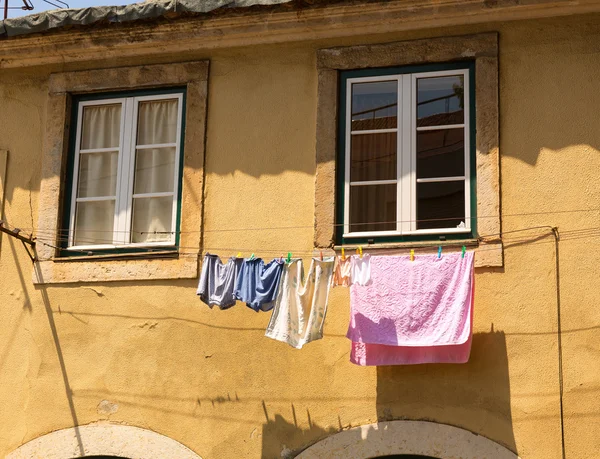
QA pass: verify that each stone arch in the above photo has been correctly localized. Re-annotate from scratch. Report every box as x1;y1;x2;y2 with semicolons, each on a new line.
7;423;202;459
296;420;520;459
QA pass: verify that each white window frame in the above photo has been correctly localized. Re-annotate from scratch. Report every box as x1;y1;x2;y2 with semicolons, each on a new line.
68;92;184;250
343;68;471;238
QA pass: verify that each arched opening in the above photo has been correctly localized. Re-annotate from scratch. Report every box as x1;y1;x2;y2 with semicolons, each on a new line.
76;457;130;459
297;420;520;459
8;424;202;459
372;456;439;459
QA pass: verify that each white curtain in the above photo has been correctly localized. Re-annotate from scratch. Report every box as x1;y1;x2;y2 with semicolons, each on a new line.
74;104;121;246
81;104;121;149
132;99;178;243
73;100;179;246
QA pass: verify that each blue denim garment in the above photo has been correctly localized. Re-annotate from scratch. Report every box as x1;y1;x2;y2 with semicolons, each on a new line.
234;258;284;312
197;253;243;309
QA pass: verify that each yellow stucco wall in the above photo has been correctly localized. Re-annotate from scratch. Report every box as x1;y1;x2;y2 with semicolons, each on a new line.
1;12;599;458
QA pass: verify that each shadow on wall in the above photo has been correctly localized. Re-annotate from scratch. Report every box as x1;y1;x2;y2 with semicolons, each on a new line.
376;329;517;455
259;331;516;458
261;402;337;459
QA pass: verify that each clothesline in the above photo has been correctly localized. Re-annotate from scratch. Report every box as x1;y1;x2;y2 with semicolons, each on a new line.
5;206;600;237
31;226;561;259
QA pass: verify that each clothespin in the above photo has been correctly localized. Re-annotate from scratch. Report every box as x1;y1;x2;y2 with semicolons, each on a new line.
410;249;415;262
280;254;283;262
341;247;345;261
358;246;363;259
438;246;442;259
286;252;292;263
461;245;466;258
236;252;242;258
320;250;323;261
250;253;255;260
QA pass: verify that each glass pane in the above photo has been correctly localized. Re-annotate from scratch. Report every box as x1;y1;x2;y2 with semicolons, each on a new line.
417;128;464;179
417;75;464;127
137;99;179;146
80;104;122;150
350;184;396;233
417;181;465;230
351;81;397;131
131;196;174;243
74;200;115;246
134;147;176;194
351;133;397;182
77;151;118;198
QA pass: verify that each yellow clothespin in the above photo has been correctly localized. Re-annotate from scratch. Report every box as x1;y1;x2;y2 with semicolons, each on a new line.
410;249;415;262
359;246;363;259
236;252;242;258
341;247;345;261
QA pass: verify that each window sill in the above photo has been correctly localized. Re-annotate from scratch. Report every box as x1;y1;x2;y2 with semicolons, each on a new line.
33;254;198;285
331;238;503;268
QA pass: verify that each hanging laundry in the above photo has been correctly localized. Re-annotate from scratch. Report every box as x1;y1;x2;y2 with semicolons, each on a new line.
197;253;243;309
351;253;372;286
265;257;335;349
234;257;284;312
332;255;352;287
347;252;474;365
350;330;473;366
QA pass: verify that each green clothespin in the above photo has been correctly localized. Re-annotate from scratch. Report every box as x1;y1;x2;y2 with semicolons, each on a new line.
250;253;255;260
286;252;292;263
461;246;466;258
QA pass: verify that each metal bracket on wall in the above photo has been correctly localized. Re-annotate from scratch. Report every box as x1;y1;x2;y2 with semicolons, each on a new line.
0;221;36;262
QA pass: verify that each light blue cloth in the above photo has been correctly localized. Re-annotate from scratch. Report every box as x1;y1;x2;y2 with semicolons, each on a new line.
197;253;243;309
234;258;284;312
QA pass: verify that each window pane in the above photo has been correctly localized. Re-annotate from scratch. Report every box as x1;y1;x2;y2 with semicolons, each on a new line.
131;196;174;243
351;133;397;182
350;184;396;233
417;75;464;127
137;99;179;145
77;151;118;198
417;181;465;230
80;104;121;150
74;200;115;245
417;128;464;179
134;147;176;194
351;81;397;131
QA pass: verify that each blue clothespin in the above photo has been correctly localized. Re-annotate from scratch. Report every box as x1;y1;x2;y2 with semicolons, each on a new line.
461;246;466;258
438;246;442;259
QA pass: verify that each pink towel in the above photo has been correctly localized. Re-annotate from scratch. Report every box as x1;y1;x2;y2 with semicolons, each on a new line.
347;252;474;365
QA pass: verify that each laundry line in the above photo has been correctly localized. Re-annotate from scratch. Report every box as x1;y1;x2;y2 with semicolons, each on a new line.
6;205;600;238
31;226;560;260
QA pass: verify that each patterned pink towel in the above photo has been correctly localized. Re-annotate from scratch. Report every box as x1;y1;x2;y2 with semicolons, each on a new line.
347;252;474;365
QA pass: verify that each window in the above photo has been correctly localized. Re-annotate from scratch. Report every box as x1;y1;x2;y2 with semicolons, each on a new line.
63;88;185;254
337;63;475;244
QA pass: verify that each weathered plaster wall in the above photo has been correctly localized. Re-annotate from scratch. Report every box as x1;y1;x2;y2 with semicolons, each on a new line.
1;13;599;459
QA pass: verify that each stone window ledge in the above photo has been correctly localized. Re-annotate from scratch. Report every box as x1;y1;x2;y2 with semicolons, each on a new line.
34;256;198;284
314;33;502;268
34;61;208;285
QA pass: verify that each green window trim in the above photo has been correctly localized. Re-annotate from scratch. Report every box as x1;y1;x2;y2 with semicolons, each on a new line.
336;61;477;246
59;86;187;258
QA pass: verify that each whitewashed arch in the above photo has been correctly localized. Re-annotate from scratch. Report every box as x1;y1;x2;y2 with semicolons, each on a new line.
297;420;520;459
7;423;202;459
